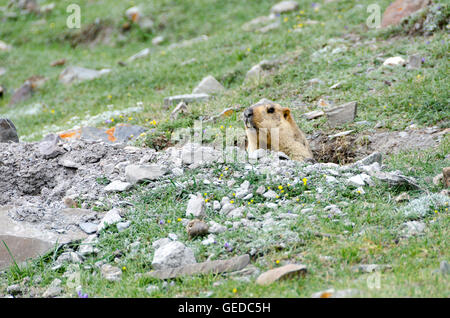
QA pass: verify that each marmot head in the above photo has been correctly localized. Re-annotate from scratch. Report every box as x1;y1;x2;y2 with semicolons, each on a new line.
243;99;293;131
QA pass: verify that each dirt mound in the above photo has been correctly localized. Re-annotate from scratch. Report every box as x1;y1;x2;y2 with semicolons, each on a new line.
399;3;449;36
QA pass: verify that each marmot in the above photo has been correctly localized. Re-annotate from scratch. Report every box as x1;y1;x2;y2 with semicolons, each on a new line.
243;99;313;162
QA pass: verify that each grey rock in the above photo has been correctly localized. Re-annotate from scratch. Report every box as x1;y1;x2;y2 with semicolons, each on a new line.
101;264;122;282
152;36;164;45
402;221;426;237
104;180;132;192
147;254;250;280
127;48;150;62
271;1;299;14
170;102;188;120
59;66;111;84
186;194;206;218
408;54;423;69
79;222;98;234
440;261;449;275
263;190;278;199
6;284;22;296
152;241;196;270
192;75;225;94
256;264;307;285
244;64;263;84
325;101;357;127
208;221;227;234
125;164;167;184
39;134;64;159
164;93;210;107
0;118;19;143
303;110;324;120
152;238;172;249
117;221;131;232
78;235;98;256
97;208;122;232
43;279;63;298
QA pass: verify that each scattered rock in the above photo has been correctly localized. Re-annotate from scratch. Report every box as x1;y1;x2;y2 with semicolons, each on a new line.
0;118;19;143
42;279;63;298
381;0;431;28
104;180;132;192
242;15;276;32
303;110;324;120
186;219;209;239
78;235;99;256
147;254;250;280
257;21;281;33
168;35;209;50
244;64;263;84
170;102;188;120
125;164;167;184
263;190;278;199
97;208;123;232
328;130;354;139
79;222;98;234
402;221;426;237
440;260;449;275
256;264;307;285
59;66;111;84
8;81;33;107
6;284;22;296
432;173;443;186
152;36;164;45
325;101;357;127
383;56;406;66
186;194;206;218
408;54;423;68
38;134;64;159
151;241;196;270
208;221;227;234
271;1;299;14
192;75;225;94
127;48;150;62
101;264;122;282
163;93;210;108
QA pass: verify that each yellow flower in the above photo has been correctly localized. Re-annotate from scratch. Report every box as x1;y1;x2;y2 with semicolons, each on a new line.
298;23;303;28
50;109;55;114
276;195;280;199
296;198;300;202
205;198;209;203
232;193;236;196
167;219;171;223
302;178;307;186
122;266;127;271
299;10;305;14
50;22;55;28
280;190;284;193
250;199;254;203
225;167;229;171
177;218;182;222
220;173;224;177
232;288;237;293
278;185;283;190
111;118;114;122
275;260;280;264
128;117;133;121
284;17;289;22
230;200;234;204
247;48;251;52
314;7;319;12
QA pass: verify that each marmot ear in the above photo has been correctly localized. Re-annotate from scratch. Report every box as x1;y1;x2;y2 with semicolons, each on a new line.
283;108;290;119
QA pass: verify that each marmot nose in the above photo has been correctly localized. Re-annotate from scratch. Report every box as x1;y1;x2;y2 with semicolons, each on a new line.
244;108;253;118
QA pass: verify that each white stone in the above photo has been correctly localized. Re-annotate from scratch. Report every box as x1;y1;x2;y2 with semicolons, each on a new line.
263;190;278;199
59;66;111;84
125;164;166;184
271;1;299;14
208;221;227;234
104;180;132;192
97;208;123;232
127;48;150;62
383;56;406;66
186;194;206;218
192;75;225;94
101;264;122;282
151;241;196;270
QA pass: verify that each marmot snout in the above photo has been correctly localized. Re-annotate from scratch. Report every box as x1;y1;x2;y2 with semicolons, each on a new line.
243;99;313;162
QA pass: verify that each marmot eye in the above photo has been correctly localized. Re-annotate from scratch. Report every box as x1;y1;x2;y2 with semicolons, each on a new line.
267;107;275;114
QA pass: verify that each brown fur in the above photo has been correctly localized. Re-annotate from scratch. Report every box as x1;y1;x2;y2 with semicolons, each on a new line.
243;99;313;162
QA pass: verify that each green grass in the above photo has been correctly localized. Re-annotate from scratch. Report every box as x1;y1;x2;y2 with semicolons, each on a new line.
0;0;449;298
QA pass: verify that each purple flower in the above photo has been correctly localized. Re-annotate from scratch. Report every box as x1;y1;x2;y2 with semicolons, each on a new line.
344;25;348;30
441;40;445;45
159;220;164;225
421;57;425;63
78;290;88;298
287;210;292;214
311;2;318;7
224;242;230;248
426;41;430;45
357;63;362;67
